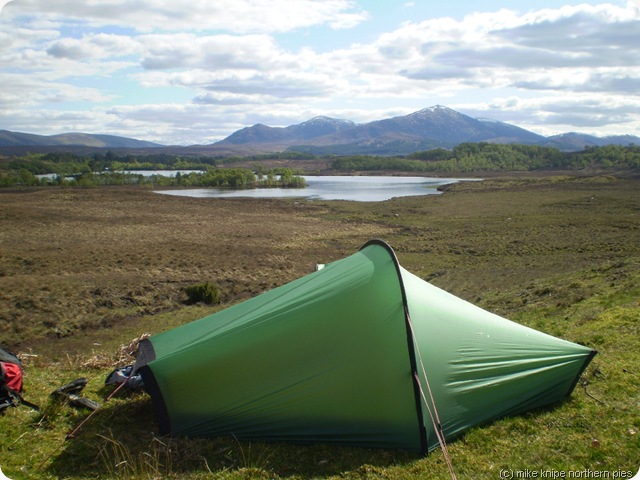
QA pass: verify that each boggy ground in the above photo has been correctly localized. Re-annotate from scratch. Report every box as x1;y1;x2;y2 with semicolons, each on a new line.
0;174;639;479
2;175;637;351
0;186;388;349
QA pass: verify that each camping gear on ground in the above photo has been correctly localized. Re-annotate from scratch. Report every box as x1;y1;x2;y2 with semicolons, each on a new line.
0;348;39;413
51;377;100;411
134;240;596;454
105;365;144;390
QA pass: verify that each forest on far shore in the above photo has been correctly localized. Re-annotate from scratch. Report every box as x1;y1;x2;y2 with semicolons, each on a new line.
332;142;640;172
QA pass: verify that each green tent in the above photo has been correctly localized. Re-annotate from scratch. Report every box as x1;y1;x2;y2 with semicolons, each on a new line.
136;240;595;453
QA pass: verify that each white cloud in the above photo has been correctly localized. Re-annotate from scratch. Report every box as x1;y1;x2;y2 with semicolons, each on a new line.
367;3;640;76
457;93;640;136
46;33;142;60
1;1;640;142
1;0;368;33
196;72;336;99
137;33;298;71
0;73;113;110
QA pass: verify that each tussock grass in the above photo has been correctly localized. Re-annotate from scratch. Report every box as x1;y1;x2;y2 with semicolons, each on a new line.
1;175;639;479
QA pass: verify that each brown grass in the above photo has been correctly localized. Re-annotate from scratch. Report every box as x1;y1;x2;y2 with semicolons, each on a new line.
0;186;392;350
1;175;638;354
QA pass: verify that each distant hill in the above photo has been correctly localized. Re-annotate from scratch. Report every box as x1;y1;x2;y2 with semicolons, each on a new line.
542;132;640;151
0;130;163;148
221;116;356;146
215;105;639;155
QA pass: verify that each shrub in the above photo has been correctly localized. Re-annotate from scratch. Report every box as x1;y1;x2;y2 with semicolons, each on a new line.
184;282;220;305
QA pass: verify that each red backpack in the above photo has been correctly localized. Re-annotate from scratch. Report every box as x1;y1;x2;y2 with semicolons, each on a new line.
1;361;23;392
1;348;38;412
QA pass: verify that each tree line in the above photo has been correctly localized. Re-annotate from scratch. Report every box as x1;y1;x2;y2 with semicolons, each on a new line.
330;143;640;172
0;150;306;189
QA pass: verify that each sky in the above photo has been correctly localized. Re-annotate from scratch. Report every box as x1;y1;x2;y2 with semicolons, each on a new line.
1;0;640;146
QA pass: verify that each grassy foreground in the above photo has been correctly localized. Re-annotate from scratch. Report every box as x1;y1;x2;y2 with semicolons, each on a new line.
0;174;639;479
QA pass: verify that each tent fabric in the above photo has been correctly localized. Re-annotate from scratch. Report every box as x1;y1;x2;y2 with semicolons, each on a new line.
400;266;596;450
136;240;595;453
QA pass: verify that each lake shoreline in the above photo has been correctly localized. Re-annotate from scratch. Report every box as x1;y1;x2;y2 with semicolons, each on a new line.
152;175;478;201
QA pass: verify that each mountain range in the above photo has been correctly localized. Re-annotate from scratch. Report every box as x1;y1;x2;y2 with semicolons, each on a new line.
2;106;638;155
216;106;639;154
0;130;162;149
